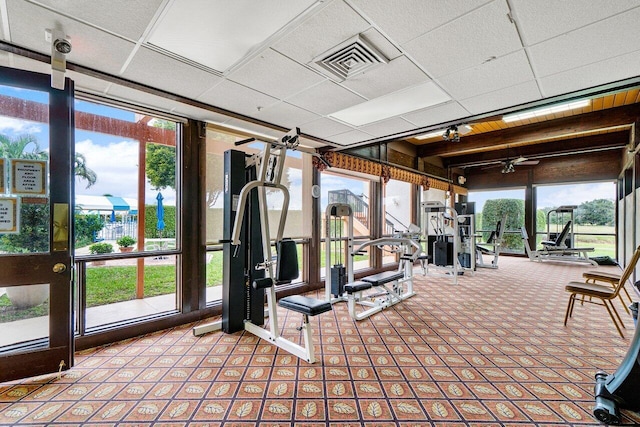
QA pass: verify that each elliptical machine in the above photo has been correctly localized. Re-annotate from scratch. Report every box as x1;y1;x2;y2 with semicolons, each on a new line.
593;305;640;424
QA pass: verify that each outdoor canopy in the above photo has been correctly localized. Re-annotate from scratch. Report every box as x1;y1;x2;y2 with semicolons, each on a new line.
76;195;138;215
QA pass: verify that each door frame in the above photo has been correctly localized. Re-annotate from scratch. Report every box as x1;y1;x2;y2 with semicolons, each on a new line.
0;66;74;382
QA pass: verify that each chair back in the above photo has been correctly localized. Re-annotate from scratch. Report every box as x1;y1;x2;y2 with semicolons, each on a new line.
615;245;640;294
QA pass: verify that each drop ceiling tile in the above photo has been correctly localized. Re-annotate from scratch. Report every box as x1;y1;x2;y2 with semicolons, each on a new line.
437;50;534;100
1;52;51;75
287;80;366;115
273;0;370;64
326;129;374;146
510;0;640;45
227;49;325;100
350;0;492;44
402;1;522;78
28;0;165;40
403;101;470;128
539;49;640;98
219;118;284;140
7;0;135;75
299;117;354;139
68;70;111;95
107;83;181;113
254;101;321;129
528;7;640;77
341;55;430;99
170;103;231;124
123;47;222;100
358;117;418;138
459;80;541;115
197;80;280;119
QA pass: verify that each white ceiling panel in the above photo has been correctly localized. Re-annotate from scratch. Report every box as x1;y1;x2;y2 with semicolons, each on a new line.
0;52;51;75
299;117;354;139
28;0;166;40
123;47;223;100
539;49;640;98
197;80;280;118
272;0;370;64
107;83;182;114
459;80;541;115
253;101;320;130
327;129;374;146
438;50;534;100
170;103;231;124
528;7;640;78
68;70;111;95
510;0;640;45
287;80;365;116
341;55;430;99
402;1;522;78
403;102;470;128
6;0;136;75
227;49;325;100
358;117;418;138
219;118;284;140
349;0;492;44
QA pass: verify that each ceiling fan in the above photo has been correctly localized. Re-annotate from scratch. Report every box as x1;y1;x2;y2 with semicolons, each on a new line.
481;156;540;173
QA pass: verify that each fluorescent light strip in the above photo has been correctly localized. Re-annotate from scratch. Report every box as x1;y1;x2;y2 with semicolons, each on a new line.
503;100;590;123
415;130;445;140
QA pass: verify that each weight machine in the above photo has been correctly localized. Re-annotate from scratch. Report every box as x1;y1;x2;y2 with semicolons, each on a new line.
421;201;474;284
324;202;421;320
193;128;331;364
475;214;507;269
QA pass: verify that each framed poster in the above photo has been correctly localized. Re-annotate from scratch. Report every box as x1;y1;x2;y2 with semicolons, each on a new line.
0;158;5;193
10;159;48;196
0;197;19;233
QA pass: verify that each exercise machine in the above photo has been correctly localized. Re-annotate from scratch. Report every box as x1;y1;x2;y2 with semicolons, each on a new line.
593;312;640;424
421;201;474;284
193;128;331;364
343;235;421;320
475;214;507;269
521;226;597;266
324;203;353;303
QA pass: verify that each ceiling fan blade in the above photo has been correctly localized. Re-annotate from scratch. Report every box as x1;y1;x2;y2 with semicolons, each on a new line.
512;156;528;164
518;160;540;165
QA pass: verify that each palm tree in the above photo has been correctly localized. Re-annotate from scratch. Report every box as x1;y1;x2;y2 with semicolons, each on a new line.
1;133;97;188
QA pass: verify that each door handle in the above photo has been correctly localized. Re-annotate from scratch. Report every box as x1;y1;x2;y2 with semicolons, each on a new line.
53;263;67;273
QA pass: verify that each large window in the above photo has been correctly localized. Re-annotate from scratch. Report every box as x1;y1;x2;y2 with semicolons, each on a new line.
73;99;179;330
535;182;616;257
321;171;373;274
468;188;526;254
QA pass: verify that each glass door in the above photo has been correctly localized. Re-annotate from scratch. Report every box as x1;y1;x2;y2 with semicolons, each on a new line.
0;67;74;382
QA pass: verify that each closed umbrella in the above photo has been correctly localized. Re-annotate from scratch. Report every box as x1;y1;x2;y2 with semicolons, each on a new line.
156;192;165;234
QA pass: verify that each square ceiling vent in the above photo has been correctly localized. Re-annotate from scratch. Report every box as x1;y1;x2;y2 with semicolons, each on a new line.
312;35;388;81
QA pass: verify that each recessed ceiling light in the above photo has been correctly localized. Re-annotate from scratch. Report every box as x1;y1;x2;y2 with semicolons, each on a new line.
502;99;590;123
329;82;451;126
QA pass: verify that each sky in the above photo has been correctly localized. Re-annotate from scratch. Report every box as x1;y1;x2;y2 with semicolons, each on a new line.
468;181;616;212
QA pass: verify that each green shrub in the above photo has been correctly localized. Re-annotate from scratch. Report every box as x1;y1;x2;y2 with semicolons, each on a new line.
89;242;113;254
116;235;136;247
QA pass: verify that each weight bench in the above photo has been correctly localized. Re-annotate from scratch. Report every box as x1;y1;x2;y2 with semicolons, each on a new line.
342;271;409;320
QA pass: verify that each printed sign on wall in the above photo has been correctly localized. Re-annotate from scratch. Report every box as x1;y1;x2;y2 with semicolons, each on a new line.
10;159;47;196
0;197;19;233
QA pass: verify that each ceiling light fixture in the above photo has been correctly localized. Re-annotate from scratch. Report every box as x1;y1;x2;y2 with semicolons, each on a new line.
502;99;590;123
415;124;472;141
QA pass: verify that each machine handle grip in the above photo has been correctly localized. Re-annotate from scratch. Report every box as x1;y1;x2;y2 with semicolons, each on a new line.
235;137;256;146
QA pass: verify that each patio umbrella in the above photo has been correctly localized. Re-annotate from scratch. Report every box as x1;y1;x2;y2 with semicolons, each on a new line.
156;192;165;233
110;210;116;222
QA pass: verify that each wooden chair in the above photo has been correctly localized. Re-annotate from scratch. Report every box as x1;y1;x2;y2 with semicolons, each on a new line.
564;245;640;338
582;267;632;314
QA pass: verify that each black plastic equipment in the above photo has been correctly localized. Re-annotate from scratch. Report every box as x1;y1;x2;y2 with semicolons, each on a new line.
593;316;640;424
278;295;332;316
361;271;404;287
276;238;299;284
344;281;372;294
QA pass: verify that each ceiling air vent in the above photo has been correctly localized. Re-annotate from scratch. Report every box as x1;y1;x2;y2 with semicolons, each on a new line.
313;35;388;81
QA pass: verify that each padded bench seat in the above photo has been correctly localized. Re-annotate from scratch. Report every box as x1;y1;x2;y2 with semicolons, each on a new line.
278;295;332;316
361;271;404;287
344;281;372;294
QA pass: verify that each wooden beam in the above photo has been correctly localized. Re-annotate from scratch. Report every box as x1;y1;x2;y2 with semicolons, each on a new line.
418;103;640;158
445;131;629;168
